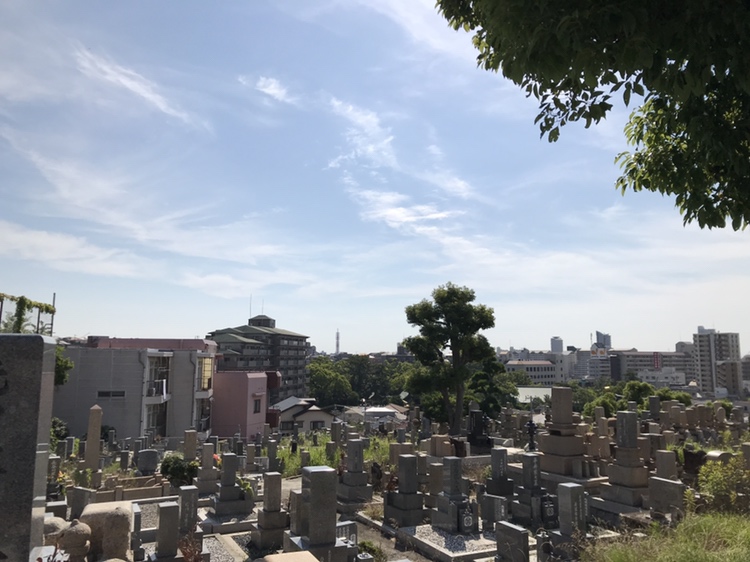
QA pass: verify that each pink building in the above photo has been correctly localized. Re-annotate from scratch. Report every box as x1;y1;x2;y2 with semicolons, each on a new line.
212;371;270;439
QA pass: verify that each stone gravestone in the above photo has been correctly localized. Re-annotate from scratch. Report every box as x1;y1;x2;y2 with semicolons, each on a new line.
337;439;373;506
179;485;199;535
0;335;56;562
84;405;103;470
154;501;180;558
383;454;425;527
511;452;557;529
284;466;357;562
252;471;288;549
137;449;159;476
183;429;198;461
431;456;479;534
495;520;529;562
599;411;649;507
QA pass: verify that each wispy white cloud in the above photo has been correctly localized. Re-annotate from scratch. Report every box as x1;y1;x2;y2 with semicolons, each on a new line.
418;170;474;199
75;48;203;128
350;189;460;231
0;219;155;278
2;133;293;267
248;76;298;105
329;97;397;169
346;0;476;62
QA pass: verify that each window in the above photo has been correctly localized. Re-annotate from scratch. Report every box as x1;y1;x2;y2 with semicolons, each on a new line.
311;421;324;430
254;399;261;414
281;421;294;431
198;357;213;391
97;390;125;399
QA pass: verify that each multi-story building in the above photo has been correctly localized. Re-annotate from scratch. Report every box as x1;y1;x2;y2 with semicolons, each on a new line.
498;345;577;382
609;349;694;382
693;326;742;397
207;315;309;402
54;336;216;440
505;360;564;384
637;367;686;388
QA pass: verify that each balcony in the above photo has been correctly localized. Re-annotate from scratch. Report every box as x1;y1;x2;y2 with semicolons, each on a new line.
196;386;213;399
145;379;170;404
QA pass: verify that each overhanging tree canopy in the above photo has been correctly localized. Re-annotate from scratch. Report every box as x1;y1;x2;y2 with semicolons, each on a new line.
437;0;750;229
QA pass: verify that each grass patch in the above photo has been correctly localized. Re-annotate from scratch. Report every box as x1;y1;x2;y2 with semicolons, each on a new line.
581;513;750;562
273;434;395;477
362;502;384;521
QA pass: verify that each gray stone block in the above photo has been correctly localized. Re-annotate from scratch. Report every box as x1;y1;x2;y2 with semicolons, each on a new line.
0;335;55;562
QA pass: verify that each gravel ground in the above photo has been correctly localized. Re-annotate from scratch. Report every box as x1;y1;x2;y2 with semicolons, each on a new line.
140;502;158;528
144;535;241;562
408;525;496;553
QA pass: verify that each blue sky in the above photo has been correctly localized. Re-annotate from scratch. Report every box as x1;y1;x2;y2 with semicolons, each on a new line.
2;1;749;355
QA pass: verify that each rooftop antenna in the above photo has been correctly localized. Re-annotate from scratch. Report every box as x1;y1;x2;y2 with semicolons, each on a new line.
249;295;252;319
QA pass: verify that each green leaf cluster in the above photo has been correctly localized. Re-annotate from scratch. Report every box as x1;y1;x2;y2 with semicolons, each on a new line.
437;0;750;229
698;455;750;512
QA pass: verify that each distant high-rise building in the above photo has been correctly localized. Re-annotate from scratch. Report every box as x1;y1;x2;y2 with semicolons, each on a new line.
596;331;612;349
550;336;563;354
693;326;741;396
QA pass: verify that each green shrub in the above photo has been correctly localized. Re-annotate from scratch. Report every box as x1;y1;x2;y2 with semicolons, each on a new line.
50;417;69;452
160;454;199;486
358;540;387;562
698;455;750;512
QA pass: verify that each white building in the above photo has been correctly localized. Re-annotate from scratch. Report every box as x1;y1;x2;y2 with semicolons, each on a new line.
637;367;686;388
693;326;742;396
506;360;564;384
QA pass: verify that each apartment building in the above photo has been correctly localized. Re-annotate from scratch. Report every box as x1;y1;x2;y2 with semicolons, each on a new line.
693;326;742;397
609;349;694;382
54;336;216;440
207;315;309;402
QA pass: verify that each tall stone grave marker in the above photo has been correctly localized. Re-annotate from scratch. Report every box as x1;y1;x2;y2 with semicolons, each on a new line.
511;453;557;529
431;456;479;534
252;471;288;549
538;386;587;476
337;439;373;507
384;454;425;527
599;411;648;507
0;335;55;562
284;466;357;562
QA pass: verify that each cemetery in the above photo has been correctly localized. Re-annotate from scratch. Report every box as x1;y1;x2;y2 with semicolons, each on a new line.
6;334;750;562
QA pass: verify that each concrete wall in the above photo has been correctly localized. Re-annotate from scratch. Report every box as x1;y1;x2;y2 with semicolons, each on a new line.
166;351;197;437
54;348;146;439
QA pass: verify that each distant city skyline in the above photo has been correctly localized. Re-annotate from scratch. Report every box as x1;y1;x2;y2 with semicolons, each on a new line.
3;2;750;358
